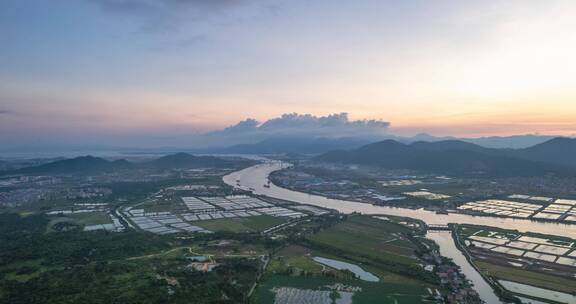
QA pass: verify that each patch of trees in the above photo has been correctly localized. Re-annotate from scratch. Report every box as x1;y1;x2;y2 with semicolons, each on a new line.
0;213;171;267
0;213;261;303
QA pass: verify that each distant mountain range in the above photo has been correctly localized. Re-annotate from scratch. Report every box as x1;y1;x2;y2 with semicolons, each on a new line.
409;137;576;168
205;134;559;155
461;134;557;149
513;137;576;167
210;137;375;155
145;153;241;170
1;153;249;176
0;134;560;158
316;137;576;177
10;156;131;175
3;136;575;178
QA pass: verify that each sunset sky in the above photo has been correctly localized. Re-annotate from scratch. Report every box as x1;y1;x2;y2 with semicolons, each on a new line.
2;0;576;147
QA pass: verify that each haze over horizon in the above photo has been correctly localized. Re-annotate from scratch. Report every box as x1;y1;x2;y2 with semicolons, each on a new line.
2;0;576;148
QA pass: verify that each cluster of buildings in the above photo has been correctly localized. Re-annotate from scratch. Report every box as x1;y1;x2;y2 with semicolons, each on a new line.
46;202;109;215
403;191;452;200
0;183;110;208
380;179;423;187
421;251;482;304
166;184;221;191
272;169;467;206
164;183;229;196
0;188;52;207
0;175;61;187
63;187;111;199
186;255;218;272
272;170;358;193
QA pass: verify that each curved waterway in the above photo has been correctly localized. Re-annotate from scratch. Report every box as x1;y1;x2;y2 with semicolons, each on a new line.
427;232;503;304
224;161;576;303
224;162;576;238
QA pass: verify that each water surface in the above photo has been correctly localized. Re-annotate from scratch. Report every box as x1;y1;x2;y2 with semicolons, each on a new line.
499;280;576;304
312;257;379;282
224;162;576;303
224;162;576;238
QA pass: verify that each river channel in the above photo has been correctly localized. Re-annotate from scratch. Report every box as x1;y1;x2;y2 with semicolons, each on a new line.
223;161;576;303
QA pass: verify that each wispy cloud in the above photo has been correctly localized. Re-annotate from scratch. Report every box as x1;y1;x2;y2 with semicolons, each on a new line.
87;0;279;32
89;0;243;16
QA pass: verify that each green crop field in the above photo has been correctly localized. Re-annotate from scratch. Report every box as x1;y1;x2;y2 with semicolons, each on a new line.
476;261;576;294
68;212;113;225
242;215;286;231
267;243;428;286
307;215;418;265
264;214;438;297
194;215;285;232
46;212;113;232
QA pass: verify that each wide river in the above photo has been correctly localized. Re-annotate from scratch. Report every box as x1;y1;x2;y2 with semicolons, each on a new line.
224;161;576;238
223;161;576;304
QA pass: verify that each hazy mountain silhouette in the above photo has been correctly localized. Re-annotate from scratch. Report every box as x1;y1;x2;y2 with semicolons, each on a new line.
217;137;375;154
410;137;576;168
6;156;133;175
145;153;240;169
1;153;245;175
317;139;575;177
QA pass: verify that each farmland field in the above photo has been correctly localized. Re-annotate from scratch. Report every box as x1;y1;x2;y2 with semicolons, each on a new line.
260;215;439;304
194;215;286;232
46;212;113;232
475;261;576;294
307;215;420;265
253;275;436;304
67;212;113;225
456;224;576;299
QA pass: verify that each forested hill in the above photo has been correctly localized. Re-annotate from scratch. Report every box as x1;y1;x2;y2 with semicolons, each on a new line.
316;139;576;177
1;153;253;176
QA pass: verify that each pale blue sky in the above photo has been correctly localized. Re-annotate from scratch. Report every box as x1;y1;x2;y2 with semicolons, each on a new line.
2;0;576;147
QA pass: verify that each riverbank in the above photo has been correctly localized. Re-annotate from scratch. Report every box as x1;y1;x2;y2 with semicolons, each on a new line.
224;162;576;238
224;161;576;303
450;225;520;303
454;224;576;303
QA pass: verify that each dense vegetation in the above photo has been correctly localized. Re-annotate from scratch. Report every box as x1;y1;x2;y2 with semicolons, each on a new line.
0;212;442;303
0;213;263;304
2;258;260;304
